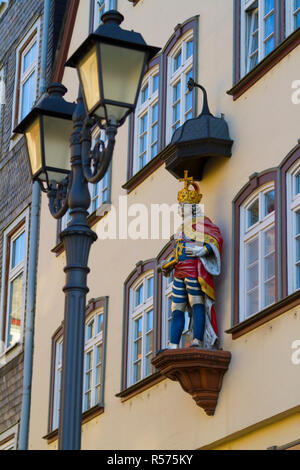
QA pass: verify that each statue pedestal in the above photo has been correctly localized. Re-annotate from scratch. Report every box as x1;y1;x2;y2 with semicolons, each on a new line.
152;348;231;416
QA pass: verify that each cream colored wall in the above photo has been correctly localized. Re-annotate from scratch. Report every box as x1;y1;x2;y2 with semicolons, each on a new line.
28;0;300;450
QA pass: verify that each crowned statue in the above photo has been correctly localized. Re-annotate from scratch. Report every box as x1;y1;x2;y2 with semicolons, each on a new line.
158;171;223;350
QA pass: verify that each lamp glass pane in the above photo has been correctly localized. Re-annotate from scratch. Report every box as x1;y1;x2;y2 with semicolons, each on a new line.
78;45;100;113
43;115;72;182
99;43;145;121
25;117;42;176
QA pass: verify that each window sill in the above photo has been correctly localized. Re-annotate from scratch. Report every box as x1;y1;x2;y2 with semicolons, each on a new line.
116;371;165;402
228;28;300;100
51;207;110;256
43;404;104;443
226;290;300;339
9;133;23;151
122;153;164;194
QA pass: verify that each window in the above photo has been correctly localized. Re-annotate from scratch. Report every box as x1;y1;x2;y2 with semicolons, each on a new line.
49;298;108;432
239;185;276;320
83;309;105;411
52;339;63;431
166;31;194;143
127;273;154;386
0;1;8;17
0;211;29;353
285;0;300;34
92;0;117;30
13;20;40;127
133;68;159;174
286;160;300;294
0;425;18;451
241;0;275;75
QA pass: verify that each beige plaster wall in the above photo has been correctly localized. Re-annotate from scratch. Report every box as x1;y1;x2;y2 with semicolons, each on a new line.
28;0;300;450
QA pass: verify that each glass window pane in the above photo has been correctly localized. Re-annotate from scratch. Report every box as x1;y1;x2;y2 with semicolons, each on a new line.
264;227;275;255
151;143;158;158
264;190;275;216
296;237;300;262
263;278;275;307
153;74;159;93
295;11;300;29
23;42;37;73
264;13;274;38
7;273;23;348
296;265;300;290
21;71;36;120
134;361;141;383
146;309;153;331
145;354;153;377
141;113;148;133
246;289;259;317
151;124;158;144
295;173;300;194
96;313;104;334
134;317;142;339
186;40;193;59
296;210;300;236
246;237;259;265
141;83;149;103
146;331;153;353
134;338;142;361
174;50;182;71
152;103;158;123
173;82;181;102
265;0;274;15
246;264;259;291
11;232;25;269
139;153;146;170
265;36;274;55
135;284;143;306
147;277;154;298
247;199;259;227
87;320;94;340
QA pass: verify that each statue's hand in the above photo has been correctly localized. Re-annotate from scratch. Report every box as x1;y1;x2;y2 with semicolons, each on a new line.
157;261;170;277
186;245;208;257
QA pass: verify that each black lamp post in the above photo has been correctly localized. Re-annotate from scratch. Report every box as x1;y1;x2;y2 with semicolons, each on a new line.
14;10;160;450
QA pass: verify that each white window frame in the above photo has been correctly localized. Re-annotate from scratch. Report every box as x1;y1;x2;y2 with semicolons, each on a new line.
239;183;276;321
93;0;117;30
12;19;40;128
127;271;154;387
0;1;8;18
166;30;194;144
0;209;29;356
286;160;300;294
240;0;276;77
133;66;159;175
0;424;19;451
286;0;300;35
52;338;63;431
83;308;105;412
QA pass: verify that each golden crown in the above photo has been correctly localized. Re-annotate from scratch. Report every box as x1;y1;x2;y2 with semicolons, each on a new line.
178;171;202;204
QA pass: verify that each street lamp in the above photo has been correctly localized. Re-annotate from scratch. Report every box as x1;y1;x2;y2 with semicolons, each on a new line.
14;10;160;450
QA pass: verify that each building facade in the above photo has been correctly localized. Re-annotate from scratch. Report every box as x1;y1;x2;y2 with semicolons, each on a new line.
0;0;68;450
27;0;300;450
